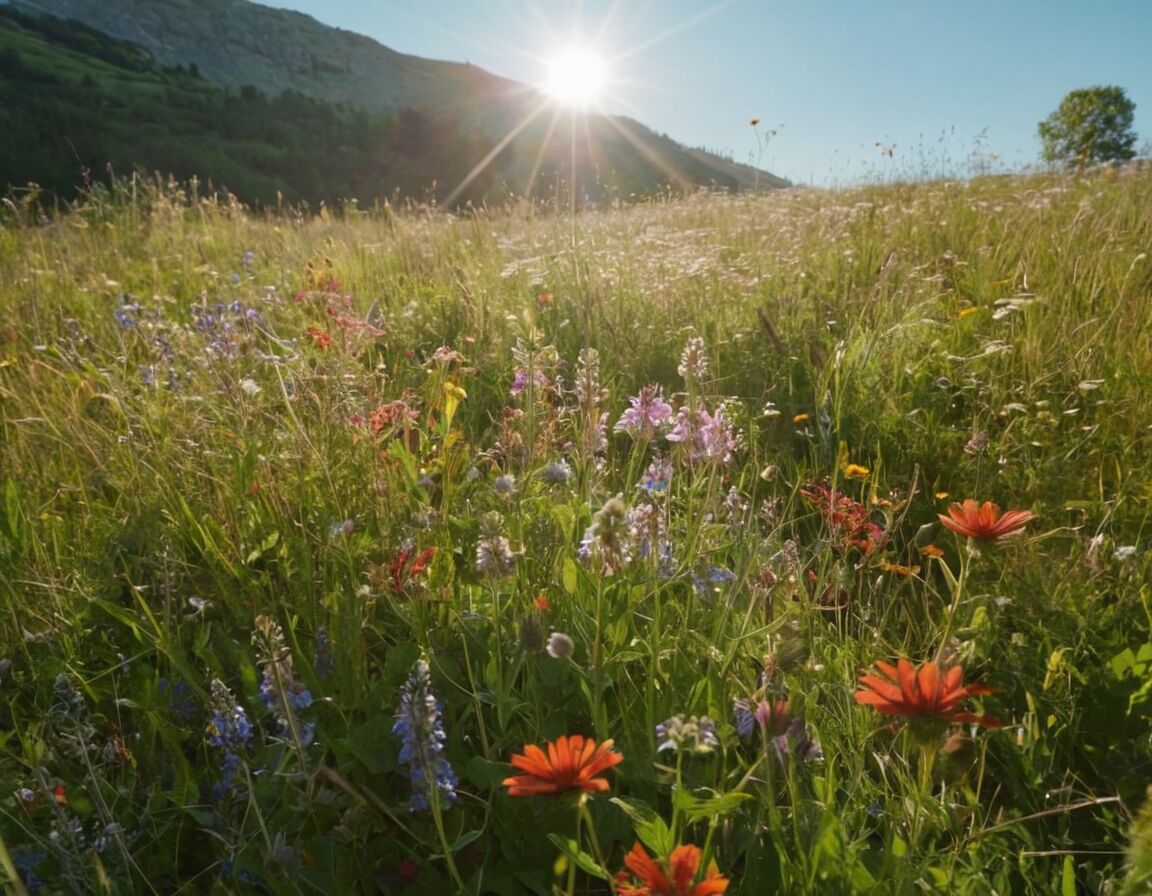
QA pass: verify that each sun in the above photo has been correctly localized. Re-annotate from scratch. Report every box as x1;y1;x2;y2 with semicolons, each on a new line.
544;47;607;106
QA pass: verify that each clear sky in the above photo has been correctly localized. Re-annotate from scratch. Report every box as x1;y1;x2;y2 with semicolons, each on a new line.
266;0;1152;186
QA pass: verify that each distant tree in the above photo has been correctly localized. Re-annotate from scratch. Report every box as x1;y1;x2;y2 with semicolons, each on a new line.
1038;86;1137;167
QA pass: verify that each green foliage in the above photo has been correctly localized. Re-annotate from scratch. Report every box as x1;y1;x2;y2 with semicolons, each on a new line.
0;167;1150;893
1038;85;1138;167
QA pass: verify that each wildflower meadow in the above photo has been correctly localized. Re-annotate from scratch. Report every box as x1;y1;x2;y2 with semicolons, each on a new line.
1;166;1151;894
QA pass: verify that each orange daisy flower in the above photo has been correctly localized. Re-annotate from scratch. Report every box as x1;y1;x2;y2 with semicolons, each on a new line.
502;734;622;797
615;842;729;896
938;500;1035;542
855;659;1001;728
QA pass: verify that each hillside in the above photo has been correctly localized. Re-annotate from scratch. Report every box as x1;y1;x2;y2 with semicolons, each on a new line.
9;0;788;199
0;7;503;206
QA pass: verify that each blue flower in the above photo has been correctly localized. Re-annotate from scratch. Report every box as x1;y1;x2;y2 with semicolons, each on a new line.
692;566;736;598
393;659;457;812
206;679;253;799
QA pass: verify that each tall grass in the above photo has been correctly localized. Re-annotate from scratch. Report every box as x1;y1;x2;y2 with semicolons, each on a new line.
1;166;1150;894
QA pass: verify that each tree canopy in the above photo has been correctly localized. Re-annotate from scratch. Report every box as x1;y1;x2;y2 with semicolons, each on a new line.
1038;85;1137;168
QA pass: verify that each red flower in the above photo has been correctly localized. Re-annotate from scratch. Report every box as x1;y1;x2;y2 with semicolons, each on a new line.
502;735;622;797
855;659;1001;728
801;483;888;555
938;500;1035;542
614;842;729;896
305;326;332;350
387;547;436;593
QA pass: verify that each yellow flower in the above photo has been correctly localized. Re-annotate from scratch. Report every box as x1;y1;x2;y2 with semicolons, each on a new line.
842;463;869;479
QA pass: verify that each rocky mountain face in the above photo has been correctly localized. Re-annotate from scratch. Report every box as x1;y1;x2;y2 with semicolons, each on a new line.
20;0;517;114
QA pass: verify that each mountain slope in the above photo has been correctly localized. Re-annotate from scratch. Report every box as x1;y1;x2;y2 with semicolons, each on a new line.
5;0;789;202
19;0;518;116
0;8;501;205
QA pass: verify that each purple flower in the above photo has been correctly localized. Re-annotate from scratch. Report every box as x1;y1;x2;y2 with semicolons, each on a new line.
510;367;550;397
614;385;673;439
667;405;739;465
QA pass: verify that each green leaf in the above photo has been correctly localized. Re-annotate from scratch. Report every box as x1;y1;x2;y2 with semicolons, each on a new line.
452;829;483;853
562;557;578;595
610;797;673;855
464;755;506;790
546;835;607;880
245;529;280;565
1061;855;1076;896
346;715;396;775
671;788;753;821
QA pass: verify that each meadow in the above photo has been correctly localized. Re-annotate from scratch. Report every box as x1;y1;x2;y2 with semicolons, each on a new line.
1;165;1151;894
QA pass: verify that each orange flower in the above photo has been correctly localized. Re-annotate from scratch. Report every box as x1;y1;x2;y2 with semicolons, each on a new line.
615;842;729;896
502;735;622;797
855;659;1001;728
939;499;1035;542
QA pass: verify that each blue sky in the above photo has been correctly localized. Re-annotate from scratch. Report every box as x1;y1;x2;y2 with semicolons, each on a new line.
268;0;1152;185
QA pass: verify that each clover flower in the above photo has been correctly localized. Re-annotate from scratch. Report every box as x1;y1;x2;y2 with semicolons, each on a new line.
393;659;457;811
546;632;576;659
539;459;573;485
579;494;632;576
678;334;711;382
476;512;517;578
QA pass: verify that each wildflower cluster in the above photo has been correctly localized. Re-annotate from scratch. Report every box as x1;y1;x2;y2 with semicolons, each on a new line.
800;482;888;555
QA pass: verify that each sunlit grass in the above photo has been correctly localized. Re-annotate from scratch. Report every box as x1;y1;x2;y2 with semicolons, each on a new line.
0;165;1150;893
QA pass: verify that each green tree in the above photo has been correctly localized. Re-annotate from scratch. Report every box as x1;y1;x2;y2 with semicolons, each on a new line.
1038;85;1138;167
